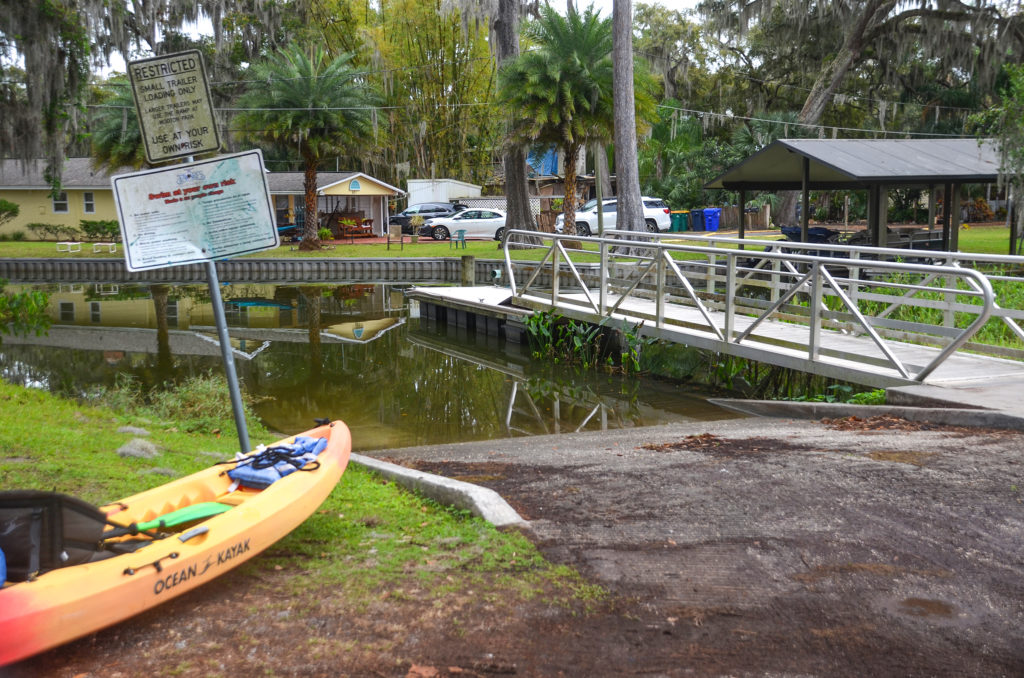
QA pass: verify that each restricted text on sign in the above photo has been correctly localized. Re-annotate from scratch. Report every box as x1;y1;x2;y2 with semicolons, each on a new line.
128;50;222;163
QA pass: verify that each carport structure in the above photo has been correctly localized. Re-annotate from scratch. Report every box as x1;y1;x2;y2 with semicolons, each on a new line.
705;138;1014;253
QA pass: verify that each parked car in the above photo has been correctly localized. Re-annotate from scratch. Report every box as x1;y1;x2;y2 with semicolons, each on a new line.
421;208;508;241
389;202;468;234
554;197;671;236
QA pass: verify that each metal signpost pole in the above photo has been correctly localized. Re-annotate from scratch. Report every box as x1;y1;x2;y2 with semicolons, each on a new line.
204;259;251;453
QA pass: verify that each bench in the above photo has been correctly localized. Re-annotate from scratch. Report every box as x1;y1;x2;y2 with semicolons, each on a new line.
92;242;117;253
56;241;82;253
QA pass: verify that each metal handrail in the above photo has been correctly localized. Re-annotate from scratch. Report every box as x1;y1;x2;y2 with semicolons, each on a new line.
501;229;998;383
657;230;1024;346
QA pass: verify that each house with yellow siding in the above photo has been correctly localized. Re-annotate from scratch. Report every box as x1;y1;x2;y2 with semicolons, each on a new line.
0;158;404;239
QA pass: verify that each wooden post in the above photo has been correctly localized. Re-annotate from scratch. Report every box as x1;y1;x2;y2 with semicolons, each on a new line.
877;184;888;249
867;184;879;246
942;183;953;251
738;189;746;250
949;183;961;251
801;157;810;243
926;184;936;233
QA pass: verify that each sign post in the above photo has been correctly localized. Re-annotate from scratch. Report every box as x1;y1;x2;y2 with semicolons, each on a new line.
118;50;276;455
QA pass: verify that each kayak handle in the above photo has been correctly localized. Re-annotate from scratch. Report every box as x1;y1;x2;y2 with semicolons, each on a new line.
178;526;209;543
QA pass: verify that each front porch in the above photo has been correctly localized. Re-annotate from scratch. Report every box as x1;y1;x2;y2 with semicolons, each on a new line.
267;172;404;239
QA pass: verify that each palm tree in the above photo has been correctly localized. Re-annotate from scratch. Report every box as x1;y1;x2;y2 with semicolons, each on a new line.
235;45;376;250
90;78;146;170
497;5;615;235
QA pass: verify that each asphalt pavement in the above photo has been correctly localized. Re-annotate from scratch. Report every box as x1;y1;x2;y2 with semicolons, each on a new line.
357;402;1024;675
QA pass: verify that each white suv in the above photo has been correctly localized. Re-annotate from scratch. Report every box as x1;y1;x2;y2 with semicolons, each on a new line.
554;197;671;236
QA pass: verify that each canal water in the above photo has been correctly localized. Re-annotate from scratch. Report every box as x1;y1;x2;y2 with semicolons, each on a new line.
0;282;737;451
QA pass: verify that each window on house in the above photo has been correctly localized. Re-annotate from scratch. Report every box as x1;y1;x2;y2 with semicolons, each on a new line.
90;302;101;323
60;302;75;322
53;192;69;213
83;192;95;214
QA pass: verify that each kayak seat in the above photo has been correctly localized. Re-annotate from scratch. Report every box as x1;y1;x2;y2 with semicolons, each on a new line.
0;491;110;582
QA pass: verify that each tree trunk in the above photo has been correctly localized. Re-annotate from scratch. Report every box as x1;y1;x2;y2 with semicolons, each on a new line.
776;0;894;230
613;0;643;233
300;158;321;251
494;0;534;234
798;0;892;126
562;142;580;233
596;142;613;196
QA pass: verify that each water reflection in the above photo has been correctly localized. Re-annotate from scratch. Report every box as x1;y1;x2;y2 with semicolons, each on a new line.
0;282;737;450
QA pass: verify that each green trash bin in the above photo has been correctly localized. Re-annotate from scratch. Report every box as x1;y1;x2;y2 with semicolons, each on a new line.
670;210;689;232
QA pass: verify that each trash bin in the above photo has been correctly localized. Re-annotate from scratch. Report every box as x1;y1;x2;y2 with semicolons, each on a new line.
704;207;721;232
670;210;689;232
690;209;706;231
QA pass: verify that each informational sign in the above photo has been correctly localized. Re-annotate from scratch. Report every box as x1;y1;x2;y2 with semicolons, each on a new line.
128;50;221;163
111;150;279;272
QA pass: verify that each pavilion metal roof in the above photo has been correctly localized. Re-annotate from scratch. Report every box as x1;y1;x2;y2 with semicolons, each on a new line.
705;138;1001;191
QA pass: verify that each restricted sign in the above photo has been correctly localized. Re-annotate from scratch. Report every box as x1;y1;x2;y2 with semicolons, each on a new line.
111;150;278;271
128;50;221;163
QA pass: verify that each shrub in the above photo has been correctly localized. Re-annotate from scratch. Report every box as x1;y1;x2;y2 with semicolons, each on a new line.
318;226;333;241
26;222;81;241
79;219;121;242
0;198;18;227
11;230;25;241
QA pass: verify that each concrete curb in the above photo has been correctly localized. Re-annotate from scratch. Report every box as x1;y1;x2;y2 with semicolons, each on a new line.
708;398;1024;431
350;453;529;530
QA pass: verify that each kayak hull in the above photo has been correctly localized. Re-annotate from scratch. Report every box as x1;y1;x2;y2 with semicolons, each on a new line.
0;421;352;666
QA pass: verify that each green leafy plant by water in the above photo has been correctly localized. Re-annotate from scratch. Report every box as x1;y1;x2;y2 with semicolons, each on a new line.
525;310;651;373
81;372;268;436
0;280;50;342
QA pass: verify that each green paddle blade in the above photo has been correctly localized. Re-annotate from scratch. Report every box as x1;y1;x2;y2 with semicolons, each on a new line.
137;502;232;531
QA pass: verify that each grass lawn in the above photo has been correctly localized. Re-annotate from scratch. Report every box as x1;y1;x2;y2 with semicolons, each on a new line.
0;225;1016;262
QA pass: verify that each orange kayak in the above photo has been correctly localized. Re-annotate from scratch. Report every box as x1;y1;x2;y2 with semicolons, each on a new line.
0;420;351;666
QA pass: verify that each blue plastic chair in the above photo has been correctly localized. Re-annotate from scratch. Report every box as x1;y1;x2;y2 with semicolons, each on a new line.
450;229;467;249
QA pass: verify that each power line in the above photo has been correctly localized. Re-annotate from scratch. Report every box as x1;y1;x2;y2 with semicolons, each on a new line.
657;103;973;138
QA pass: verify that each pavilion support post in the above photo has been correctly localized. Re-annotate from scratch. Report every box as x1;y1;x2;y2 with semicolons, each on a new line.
800;158;810;243
877;184;888;248
949;183;961;251
867;184;880;246
738;189;746;250
941;183;952;251
927;184;936;233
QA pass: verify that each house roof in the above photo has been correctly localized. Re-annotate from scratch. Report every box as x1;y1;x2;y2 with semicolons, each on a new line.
0;158;402;195
319;172;403;196
705;138;1001;191
0;158;123;189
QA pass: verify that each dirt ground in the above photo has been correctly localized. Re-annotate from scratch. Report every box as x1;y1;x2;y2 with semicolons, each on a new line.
9;414;1024;677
